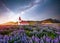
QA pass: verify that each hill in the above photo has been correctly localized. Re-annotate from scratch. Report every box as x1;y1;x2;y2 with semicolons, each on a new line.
0;22;18;25
40;18;60;24
0;18;60;25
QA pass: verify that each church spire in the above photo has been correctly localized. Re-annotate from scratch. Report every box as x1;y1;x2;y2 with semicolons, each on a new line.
18;17;22;25
19;17;21;20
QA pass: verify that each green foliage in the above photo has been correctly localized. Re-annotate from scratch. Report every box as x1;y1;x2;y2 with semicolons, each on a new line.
37;32;45;38
0;30;12;35
25;31;33;37
8;40;14;43
47;32;57;39
23;26;33;31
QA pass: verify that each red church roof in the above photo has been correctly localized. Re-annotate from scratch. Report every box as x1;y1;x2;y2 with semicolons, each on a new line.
18;17;29;25
20;21;29;25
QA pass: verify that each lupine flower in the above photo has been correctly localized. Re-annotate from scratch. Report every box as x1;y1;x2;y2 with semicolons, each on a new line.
40;38;44;43
53;37;59;43
0;35;4;39
0;25;59;43
45;36;51;43
35;37;40;43
0;39;3;43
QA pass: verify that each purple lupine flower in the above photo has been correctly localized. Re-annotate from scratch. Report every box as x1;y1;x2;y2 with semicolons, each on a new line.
40;38;44;43
43;35;46;40
32;35;35;40
19;29;24;32
53;38;59;43
51;40;54;43
32;35;40;43
14;41;17;43
55;32;60;34
35;37;40;43
45;37;51;43
0;35;4;39
58;35;60;40
0;39;3;43
3;39;8;43
9;36;13;41
4;35;9;40
29;38;33;43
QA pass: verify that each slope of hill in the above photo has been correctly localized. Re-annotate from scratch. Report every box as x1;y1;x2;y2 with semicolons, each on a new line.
40;18;60;24
0;22;18;25
0;18;60;25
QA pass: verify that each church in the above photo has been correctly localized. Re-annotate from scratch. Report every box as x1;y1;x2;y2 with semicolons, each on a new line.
18;17;29;25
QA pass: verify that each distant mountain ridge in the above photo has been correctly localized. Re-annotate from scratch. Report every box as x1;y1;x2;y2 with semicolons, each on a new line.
0;18;60;25
40;18;60;23
0;22;18;25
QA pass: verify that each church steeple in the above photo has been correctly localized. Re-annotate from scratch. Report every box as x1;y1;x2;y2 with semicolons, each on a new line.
18;17;22;25
19;17;21;22
18;16;29;25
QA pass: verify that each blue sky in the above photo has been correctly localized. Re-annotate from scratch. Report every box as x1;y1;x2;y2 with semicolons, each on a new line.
0;0;60;24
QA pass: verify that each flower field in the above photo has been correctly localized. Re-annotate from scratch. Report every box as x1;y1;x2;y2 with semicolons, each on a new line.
0;25;60;43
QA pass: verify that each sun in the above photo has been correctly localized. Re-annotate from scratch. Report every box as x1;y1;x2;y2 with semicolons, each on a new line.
21;11;25;14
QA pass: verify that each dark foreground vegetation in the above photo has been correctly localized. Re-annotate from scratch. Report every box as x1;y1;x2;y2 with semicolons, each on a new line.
0;25;60;43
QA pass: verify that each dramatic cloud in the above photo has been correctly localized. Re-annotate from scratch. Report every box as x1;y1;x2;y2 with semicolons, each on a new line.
0;0;60;24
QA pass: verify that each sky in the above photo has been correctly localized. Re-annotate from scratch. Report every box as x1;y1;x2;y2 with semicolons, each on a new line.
0;0;60;24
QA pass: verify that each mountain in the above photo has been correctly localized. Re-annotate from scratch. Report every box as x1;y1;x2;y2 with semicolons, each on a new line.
0;18;60;25
40;18;60;24
0;22;18;25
